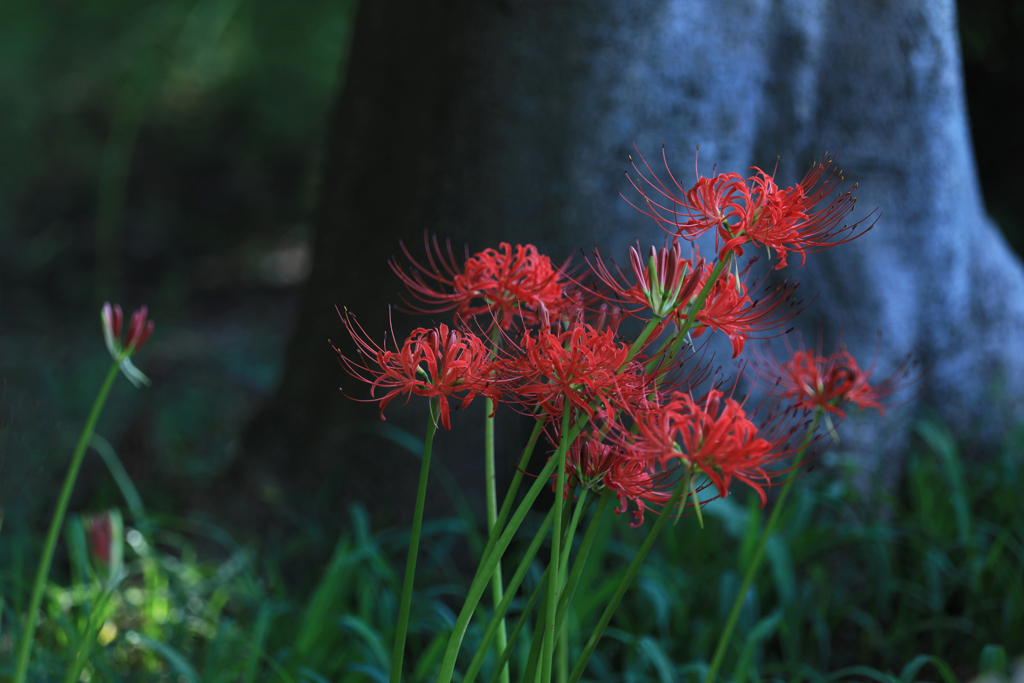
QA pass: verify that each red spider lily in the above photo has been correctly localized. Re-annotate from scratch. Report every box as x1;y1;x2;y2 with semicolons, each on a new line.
87;514;113;565
557;437;679;527
627;389;786;505
101;302;155;387
719;156;875;269
336;309;501;430
390;235;569;330
751;333;918;418
687;265;803;357
622;146;749;239
588;240;706;319
510;322;642;421
102;303;154;357
623;146;875;269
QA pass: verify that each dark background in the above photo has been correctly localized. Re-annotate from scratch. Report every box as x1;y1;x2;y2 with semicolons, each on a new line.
0;0;1021;534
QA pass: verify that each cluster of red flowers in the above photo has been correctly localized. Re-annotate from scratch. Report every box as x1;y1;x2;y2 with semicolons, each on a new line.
623;146;876;269
338;146;908;525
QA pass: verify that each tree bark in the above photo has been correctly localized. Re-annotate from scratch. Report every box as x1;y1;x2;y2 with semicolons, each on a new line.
229;0;1024;522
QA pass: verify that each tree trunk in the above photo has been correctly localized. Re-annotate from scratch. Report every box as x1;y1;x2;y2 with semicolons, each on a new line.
228;0;1024;523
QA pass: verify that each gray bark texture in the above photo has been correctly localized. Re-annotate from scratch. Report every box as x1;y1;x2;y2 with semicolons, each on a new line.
229;0;1024;522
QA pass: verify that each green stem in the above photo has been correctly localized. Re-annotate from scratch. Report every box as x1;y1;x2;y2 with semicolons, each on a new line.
489;419;545;564
567;468;696;683
523;585;549;683
484;396;510;683
65;586;118;683
556;616;569;683
13;360;121;683
435;416;588;683
390;401;440;683
622;316;663;370
703;411;822;683
554;493;612;634
541;403;574;683
665;257;729;365
557;490;589;583
487;567;548;683
464;508;554;683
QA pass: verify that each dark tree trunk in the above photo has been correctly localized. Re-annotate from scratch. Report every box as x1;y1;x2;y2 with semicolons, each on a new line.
227;0;1024;524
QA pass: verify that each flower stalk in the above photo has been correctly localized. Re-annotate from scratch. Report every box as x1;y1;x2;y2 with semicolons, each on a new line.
703;410;822;683
390;398;440;683
567;467;697;683
11;360;122;683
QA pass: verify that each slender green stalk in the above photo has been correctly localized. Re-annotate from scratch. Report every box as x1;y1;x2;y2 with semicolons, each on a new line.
464;509;554;683
435;416;588;683
483;327;511;683
554;493;612;633
663;257;729;367
484;396;511;683
541;403;574;683
65;586;118;683
702;411;822;683
622;316;663;370
486;568;548;683
488;420;545;570
557;490;589;583
567;468;696;683
522;586;549;683
390;401;440;683
13;360;121;683
556;617;569;683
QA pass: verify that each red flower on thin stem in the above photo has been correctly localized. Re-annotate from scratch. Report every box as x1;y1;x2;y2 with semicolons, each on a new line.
623;145;875;269
719;155;876;269
551;435;681;527
101;302;154;387
751;332;919;419
510;322;641;422
390;235;569;330
627;389;786;505
587;240;706;319
336;308;500;430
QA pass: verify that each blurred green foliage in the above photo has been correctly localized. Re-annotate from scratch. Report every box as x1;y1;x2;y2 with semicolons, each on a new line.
2;417;1021;681
0;0;354;321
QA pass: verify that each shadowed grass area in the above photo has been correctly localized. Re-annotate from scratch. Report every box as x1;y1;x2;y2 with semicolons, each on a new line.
1;418;1020;682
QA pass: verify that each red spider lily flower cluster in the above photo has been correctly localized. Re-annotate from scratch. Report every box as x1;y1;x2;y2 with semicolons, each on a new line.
624;389;788;506
101;302;154;387
624;146;876;269
336;310;501;430
337;145;895;526
511;323;642;421
559;438;681;527
752;334;919;418
391;236;569;330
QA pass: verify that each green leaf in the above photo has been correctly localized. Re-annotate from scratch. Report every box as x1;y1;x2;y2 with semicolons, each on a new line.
826;665;899;682
131;632;202;682
898;654;959;683
636;636;675;683
915;419;971;545
979;644;1008;674
90;433;146;521
732;609;782;683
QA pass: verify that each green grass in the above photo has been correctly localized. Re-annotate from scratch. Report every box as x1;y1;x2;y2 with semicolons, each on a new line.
1;416;1022;682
